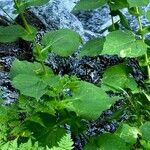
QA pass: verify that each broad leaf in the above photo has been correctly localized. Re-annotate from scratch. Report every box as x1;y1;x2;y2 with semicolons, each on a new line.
84;133;129;150
80;38;105;56
102;30;147;57
42;29;82;56
102;64;138;91
127;0;149;7
68;81;118;119
73;0;107;11
109;0;129;10
10;59;42;78
15;0;50;13
10;59;54;99
116;124;140;145
13;74;47;99
140;121;150;141
0;25;26;43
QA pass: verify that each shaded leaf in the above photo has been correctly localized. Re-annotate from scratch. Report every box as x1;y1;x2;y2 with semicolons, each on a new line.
127;0;149;7
15;0;50;13
140;121;150;141
109;0;129;10
0;25;26;43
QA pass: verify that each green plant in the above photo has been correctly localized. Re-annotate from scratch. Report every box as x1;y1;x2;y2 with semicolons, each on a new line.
0;0;150;149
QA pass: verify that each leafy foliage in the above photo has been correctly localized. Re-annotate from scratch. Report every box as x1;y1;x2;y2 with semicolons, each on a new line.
0;0;150;149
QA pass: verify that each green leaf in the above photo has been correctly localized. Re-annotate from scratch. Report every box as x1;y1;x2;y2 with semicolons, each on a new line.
10;59;42;78
80;38;105;56
15;0;50;13
42;29;82;56
127;0;149;7
13;74;47;99
146;11;150;21
102;64;138;91
0;25;27;43
73;0;107;11
51;134;74;150
117;11;131;30
97;133;129;150
21;25;37;41
19;113;66;147
116;124;140;145
10;59;54;99
140;121;150;141
68;81;118;119
84;133;129;150
102;30;147;57
109;0;129;10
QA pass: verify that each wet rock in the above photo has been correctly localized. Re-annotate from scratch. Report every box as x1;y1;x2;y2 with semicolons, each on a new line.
46;54;123;84
0;15;11;26
30;0;85;38
15;10;46;30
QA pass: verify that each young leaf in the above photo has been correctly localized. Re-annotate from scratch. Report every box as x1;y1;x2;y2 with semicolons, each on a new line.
42;29;82;56
0;25;26;43
73;0;107;11
80;38;105;56
67;81;119;119
102;30;147;57
101;64;138;91
127;0;149;7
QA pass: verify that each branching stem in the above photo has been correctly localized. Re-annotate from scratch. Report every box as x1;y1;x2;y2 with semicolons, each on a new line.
136;7;150;80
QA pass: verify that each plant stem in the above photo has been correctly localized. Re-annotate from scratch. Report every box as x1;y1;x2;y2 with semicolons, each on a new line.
111;15;115;31
136;7;150;80
35;43;47;74
13;0;31;33
20;13;32;33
